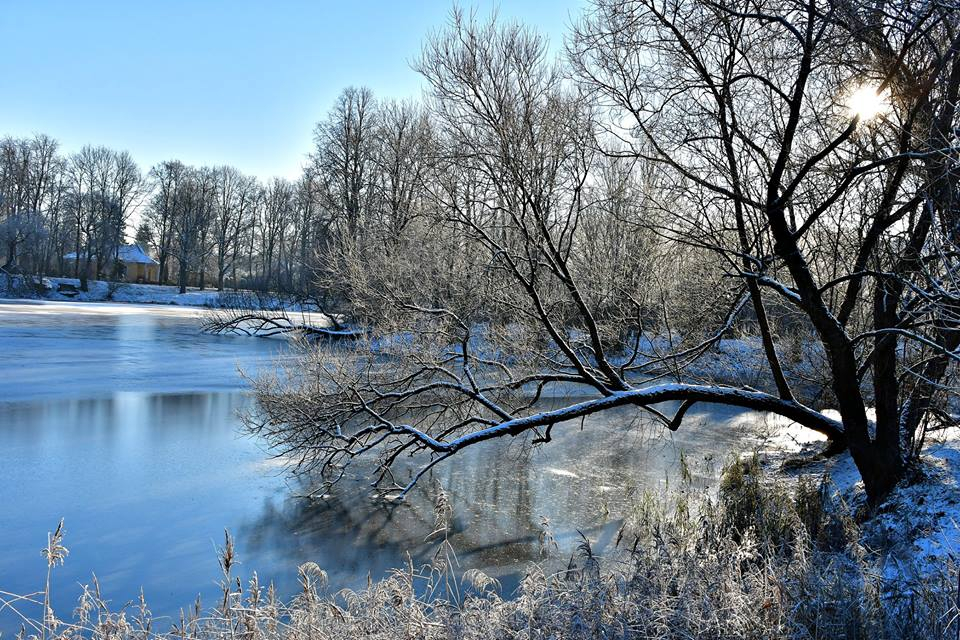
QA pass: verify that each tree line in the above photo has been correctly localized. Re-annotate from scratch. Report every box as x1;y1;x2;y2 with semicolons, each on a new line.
0;87;432;295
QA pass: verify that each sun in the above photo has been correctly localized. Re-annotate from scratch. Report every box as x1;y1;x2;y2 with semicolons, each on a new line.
846;84;889;121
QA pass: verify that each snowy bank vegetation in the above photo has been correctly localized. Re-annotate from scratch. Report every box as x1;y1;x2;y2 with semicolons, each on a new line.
0;275;228;307
5;455;959;639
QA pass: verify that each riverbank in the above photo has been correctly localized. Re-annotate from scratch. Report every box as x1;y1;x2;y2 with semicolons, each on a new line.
0;274;298;309
756;415;960;586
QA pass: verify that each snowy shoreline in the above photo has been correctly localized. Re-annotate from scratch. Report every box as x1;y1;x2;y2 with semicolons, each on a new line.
0;275;295;310
749;412;960;587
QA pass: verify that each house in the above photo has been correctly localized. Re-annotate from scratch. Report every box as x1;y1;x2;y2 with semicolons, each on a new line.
64;244;160;283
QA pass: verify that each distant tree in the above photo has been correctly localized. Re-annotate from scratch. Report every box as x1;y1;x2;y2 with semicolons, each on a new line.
134;220;154;251
258;178;293;289
194;167;217;290
0;210;46;270
171;167;215;294
312;87;378;244
145;160;188;284
104;150;145;279
67;146;107;290
0;135;66;274
370;99;433;247
62;146;144;287
292;169;322;292
230;174;259;290
211;166;244;291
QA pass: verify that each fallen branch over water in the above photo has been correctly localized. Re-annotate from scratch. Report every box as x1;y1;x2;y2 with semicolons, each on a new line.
202;308;364;340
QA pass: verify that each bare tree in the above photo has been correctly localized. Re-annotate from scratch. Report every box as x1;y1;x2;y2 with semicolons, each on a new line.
0;210;46;272
259;178;294;290
565;0;960;500
312;86;378;243
68;146;112;290
211;166;245;291
370;99;434;246
171;166;215;294
104;150;144;279
230;174;259;291
292;169;321;292
145;160;188;284
0;136;60;272
251;12;812;500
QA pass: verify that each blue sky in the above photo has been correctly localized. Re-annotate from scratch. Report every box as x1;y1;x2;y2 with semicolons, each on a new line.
0;1;584;180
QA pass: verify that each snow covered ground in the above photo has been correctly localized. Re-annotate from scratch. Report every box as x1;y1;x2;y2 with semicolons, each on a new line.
44;277;225;306
833;433;960;581
1;275;297;309
748;411;960;586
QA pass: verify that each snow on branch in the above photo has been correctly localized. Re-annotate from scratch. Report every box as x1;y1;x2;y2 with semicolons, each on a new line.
248;316;846;499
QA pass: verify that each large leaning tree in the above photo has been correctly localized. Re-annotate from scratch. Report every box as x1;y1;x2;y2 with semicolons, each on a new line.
251;1;959;504
570;0;960;501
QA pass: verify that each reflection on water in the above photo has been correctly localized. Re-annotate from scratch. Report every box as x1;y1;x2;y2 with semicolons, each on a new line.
0;300;287;402
0;301;755;631
0;393;280;624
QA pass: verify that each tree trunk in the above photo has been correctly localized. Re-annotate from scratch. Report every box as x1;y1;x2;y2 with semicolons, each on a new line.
73;232;80;278
178;260;188;295
768;199;901;504
856;440;905;504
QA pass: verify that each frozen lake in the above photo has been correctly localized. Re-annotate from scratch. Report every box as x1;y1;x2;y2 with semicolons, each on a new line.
0;299;754;631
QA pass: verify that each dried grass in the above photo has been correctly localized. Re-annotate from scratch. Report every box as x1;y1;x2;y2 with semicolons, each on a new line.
2;463;957;639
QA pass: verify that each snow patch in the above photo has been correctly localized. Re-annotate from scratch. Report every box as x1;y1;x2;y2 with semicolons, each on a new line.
762;418;960;584
1;276;311;311
544;467;580;479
